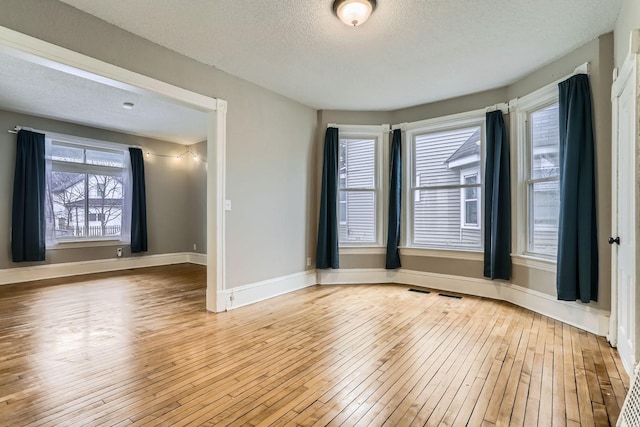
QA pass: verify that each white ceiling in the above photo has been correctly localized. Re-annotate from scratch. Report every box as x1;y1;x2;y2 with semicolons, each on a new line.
59;0;622;111
0;51;208;145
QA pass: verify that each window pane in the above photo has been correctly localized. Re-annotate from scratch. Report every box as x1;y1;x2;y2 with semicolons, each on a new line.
86;149;124;167
51;144;83;163
340;138;375;189
464;186;477;199
415;126;481;188
529;180;559;254
339;191;376;243
531;104;560;179
414;188;482;249
465;201;478;224
50;172;86;238
87;174;123;237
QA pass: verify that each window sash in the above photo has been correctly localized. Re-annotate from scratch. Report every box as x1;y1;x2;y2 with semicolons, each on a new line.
338;132;383;246
53;172;125;241
339;189;377;244
524;101;560;257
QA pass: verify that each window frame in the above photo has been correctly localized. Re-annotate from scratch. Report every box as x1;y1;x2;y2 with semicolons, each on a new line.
404;111;486;251
334;124;388;248
46;133;129;245
513;84;560;261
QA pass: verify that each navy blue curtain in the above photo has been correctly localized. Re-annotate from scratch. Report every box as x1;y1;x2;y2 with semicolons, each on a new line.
385;129;402;269
483;111;511;280
129;147;148;253
316;127;339;269
11;130;46;262
556;74;598;302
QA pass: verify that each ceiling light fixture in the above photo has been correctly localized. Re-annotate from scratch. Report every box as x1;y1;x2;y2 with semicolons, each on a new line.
122;102;135;109
333;0;376;27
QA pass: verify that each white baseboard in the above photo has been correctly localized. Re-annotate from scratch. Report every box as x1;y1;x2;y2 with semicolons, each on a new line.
0;252;194;285
217;270;317;312
187;252;207;265
317;268;610;336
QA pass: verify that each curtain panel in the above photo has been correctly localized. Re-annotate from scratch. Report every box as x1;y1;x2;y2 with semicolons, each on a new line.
385;129;402;269
316;127;340;269
556;74;598;302
12;130;46;262
129;147;148;253
483;111;511;280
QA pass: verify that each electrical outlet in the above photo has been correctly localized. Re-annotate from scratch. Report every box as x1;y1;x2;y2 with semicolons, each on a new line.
116;247;123;257
306;257;311;267
229;292;235;302
193;243;197;251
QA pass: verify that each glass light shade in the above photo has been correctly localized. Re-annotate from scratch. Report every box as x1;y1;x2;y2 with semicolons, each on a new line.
334;0;375;27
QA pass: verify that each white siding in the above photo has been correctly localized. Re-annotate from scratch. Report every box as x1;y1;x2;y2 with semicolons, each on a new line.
412;127;482;249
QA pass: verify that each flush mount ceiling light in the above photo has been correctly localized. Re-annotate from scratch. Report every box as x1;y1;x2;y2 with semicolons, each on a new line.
122;102;135;109
333;0;377;27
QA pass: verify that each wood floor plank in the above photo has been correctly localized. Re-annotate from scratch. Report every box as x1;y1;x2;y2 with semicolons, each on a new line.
551;320;566;427
0;265;626;426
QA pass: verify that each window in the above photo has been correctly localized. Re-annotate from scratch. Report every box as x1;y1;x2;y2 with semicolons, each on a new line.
46;137;128;242
526;102;560;256
339;137;377;244
409;122;484;250
461;171;480;228
336;125;386;246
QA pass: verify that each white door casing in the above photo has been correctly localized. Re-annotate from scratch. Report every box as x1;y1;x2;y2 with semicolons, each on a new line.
610;29;640;375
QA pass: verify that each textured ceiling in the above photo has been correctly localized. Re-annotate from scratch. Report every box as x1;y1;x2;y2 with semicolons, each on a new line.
0;52;208;144
59;0;622;110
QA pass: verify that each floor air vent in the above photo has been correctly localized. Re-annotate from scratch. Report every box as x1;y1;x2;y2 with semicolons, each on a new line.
618;364;640;426
409;288;431;294
438;293;462;299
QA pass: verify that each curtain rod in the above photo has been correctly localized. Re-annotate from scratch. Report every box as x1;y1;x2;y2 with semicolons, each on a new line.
8;125;39;134
8;126;143;149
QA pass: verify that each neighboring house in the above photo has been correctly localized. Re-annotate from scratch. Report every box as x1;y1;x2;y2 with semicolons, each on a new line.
51;174;124;239
444;127;482;247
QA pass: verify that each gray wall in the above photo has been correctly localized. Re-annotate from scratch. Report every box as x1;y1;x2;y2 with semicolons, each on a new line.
614;0;640;68
0;109;200;268
0;0;318;288
319;34;614;311
189;141;207;254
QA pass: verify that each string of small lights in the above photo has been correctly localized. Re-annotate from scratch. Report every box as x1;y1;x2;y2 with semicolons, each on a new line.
144;147;206;163
8;125;207;163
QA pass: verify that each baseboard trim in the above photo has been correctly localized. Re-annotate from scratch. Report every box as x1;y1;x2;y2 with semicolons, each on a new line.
317;268;610;336
218;270;317;312
187;252;207;265
0;252;194;285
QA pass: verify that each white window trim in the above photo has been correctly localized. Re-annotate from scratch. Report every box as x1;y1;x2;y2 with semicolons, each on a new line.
403;110;486;251
330;123;389;248
511;84;560;261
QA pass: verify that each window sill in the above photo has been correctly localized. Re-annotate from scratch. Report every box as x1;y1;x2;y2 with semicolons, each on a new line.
339;246;386;255
48;239;125;250
399;247;483;261
511;254;556;273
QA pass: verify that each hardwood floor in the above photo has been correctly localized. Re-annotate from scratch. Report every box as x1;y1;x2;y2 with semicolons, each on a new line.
0;264;628;426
